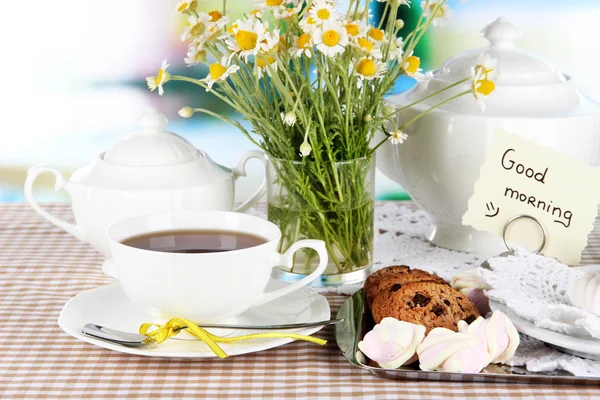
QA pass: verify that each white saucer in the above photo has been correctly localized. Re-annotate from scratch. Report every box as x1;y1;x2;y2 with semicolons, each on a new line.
58;279;330;359
489;300;600;361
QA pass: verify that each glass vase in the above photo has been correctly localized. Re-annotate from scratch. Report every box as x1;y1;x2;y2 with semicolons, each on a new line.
266;155;375;286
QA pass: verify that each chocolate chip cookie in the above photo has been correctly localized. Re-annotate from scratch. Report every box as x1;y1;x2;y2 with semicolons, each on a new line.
370;281;480;333
364;265;448;309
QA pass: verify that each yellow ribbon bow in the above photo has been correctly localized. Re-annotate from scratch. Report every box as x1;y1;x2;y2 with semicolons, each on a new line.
139;317;327;358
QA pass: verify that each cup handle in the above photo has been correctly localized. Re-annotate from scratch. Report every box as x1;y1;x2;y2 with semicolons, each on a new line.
232;150;266;213
253;239;328;307
24;165;88;242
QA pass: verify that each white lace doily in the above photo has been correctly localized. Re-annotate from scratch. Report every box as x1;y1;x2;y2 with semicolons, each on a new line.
252;203;600;377
479;250;600;339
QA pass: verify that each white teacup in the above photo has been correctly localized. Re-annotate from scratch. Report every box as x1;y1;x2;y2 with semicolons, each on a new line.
106;211;328;322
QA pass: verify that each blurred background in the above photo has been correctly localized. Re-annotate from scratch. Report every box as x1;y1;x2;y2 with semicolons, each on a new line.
2;0;600;202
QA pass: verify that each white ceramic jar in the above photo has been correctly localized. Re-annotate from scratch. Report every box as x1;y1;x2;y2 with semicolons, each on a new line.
24;110;266;276
378;18;600;253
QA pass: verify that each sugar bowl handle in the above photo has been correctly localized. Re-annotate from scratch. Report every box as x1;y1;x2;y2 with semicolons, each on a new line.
253;240;328;307
232;150;266;213
24;165;88;242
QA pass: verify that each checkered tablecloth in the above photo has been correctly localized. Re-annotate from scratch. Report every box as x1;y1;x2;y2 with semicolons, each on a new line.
1;202;599;399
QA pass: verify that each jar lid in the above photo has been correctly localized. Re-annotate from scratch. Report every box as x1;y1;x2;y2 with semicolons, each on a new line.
103;109;201;166
403;17;593;117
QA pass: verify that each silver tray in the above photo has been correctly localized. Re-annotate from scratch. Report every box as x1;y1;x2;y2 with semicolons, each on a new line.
335;289;600;385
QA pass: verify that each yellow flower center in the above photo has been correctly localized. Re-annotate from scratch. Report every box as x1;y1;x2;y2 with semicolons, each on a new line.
369;28;384;41
235;30;258;50
208;11;222;21
177;2;189;12
209;63;227;80
227;23;238;34
307;17;316;25
345;23;359;36
266;0;283;6
323;30;340;46
357;37;373;52
429;4;445;18
475;79;495;96
257;56;276;67
317;8;330;20
156;69;165;84
357;59;376;77
403;56;420;75
194;49;207;62
250;9;261;16
190;22;206;36
297;33;311;49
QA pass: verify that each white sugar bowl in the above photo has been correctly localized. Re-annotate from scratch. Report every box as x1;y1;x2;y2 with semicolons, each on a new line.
24;110;266;277
378;18;600;254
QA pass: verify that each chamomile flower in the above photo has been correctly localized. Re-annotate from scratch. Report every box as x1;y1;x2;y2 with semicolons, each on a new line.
367;27;386;42
343;20;368;39
389;37;404;60
389;130;408;145
299;16;319;33
281;111;297;126
289;33;313;58
401;54;423;78
254;0;286;10
300;140;312;157
313;22;348;57
178;107;194;118
354;57;387;80
248;9;263;19
208;10;224;22
309;0;337;25
225;19;270;61
146;60;170;96
202;57;240;91
184;45;207;66
273;2;302;19
181;13;213;42
421;0;452;26
355;37;383;59
473;53;497;80
175;0;197;14
256;54;278;79
204;15;230;41
471;54;497;112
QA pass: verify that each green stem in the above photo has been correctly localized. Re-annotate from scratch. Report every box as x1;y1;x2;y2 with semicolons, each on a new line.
382;76;470;119
370;89;471;154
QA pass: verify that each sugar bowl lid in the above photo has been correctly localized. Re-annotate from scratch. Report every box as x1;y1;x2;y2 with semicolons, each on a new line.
408;17;598;117
71;109;231;189
103;109;201;166
438;17;566;86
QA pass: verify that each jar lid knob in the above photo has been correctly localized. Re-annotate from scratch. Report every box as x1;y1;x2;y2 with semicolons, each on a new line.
482;17;522;47
136;109;168;131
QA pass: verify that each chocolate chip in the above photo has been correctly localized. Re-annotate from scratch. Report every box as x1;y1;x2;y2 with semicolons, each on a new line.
443;299;451;306
378;229;388;234
395;232;403;237
464;315;477;324
413;293;430;307
458;303;465;312
407;302;414;309
390;283;402;292
432;305;446;316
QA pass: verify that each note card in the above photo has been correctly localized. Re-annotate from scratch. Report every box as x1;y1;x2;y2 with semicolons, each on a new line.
462;130;600;265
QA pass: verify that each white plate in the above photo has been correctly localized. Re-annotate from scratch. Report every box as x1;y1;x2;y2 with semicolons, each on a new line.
489;300;600;361
58;279;330;359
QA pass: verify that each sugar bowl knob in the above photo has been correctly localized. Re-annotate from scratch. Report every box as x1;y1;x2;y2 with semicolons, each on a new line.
482;17;522;47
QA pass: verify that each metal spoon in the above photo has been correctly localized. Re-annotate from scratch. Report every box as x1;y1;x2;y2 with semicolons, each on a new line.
82;318;344;347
